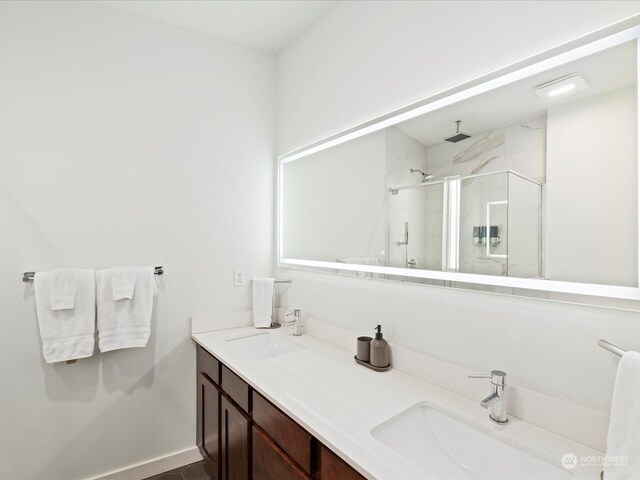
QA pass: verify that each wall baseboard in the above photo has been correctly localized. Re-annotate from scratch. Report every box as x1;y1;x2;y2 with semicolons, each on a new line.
89;446;203;480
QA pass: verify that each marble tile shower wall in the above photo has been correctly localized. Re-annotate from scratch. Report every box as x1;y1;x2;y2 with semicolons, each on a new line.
385;127;432;270
426;118;547;183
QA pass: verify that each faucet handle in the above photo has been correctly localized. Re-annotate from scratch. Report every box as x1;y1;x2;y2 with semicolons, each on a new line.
468;370;507;386
286;309;301;318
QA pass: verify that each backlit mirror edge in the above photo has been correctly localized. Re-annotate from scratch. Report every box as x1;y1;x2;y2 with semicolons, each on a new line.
277;20;640;303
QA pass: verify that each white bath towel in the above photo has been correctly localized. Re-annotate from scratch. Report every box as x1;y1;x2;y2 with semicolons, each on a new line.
604;351;640;479
111;267;137;300
34;269;95;363
96;267;156;353
49;268;79;310
252;278;274;328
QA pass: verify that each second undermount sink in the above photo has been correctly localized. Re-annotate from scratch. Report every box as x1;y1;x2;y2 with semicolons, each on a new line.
371;402;571;479
226;332;301;360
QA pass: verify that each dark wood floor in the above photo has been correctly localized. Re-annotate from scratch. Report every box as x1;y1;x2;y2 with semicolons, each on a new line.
144;460;214;480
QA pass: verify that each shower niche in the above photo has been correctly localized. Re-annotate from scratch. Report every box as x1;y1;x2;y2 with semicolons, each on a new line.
387;170;542;279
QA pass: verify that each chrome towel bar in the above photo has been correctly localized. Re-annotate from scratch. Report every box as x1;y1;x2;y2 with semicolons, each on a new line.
598;339;627;357
23;266;164;283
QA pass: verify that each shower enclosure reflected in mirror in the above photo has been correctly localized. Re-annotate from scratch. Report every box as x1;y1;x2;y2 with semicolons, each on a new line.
278;27;640;303
387;170;541;279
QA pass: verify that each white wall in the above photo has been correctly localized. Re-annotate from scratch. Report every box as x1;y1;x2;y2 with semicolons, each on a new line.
278;1;640;153
546;86;638;286
282;130;386;262
277;0;640;448
0;2;276;479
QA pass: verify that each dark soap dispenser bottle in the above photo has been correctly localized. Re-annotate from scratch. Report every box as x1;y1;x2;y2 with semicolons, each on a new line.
370;325;390;368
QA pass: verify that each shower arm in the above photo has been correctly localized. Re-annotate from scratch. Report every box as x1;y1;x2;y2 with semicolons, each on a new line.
411;168;434;182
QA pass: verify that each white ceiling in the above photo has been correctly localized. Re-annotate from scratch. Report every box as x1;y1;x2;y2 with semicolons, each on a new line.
97;0;335;53
397;40;637;147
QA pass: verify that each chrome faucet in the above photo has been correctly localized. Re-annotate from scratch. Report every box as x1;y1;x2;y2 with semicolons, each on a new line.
467;370;508;424
283;309;303;336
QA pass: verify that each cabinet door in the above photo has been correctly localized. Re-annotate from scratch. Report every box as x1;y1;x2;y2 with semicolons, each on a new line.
221;395;251;480
198;374;220;475
319;445;365;480
252;391;313;475
253;426;311;480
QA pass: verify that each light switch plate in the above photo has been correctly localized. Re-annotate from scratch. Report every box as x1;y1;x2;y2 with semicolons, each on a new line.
234;268;247;286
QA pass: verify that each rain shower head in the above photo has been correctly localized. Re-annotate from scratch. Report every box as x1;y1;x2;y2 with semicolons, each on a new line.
444;120;471;143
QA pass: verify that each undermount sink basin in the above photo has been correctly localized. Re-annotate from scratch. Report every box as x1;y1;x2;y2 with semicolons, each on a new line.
371;402;571;479
226;332;301;360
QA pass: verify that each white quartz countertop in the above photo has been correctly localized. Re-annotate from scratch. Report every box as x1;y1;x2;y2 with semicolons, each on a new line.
192;326;602;480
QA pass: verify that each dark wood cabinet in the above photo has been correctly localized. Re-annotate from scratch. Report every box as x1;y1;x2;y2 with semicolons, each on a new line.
319;445;366;480
199;376;220;474
221;365;251;413
197;345;221;478
221;395;251;480
252;391;314;475
198;345;220;385
195;344;364;480
253;426;312;480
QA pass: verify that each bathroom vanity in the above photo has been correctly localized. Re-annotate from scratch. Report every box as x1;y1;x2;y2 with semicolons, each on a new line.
195;341;364;480
192;322;604;480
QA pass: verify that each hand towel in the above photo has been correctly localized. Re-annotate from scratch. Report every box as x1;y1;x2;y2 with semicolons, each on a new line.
97;267;156;353
111;267;137;301
604;351;640;479
252;278;274;328
34;269;95;363
49;268;79;310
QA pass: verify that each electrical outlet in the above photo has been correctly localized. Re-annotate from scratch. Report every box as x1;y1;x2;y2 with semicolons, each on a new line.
234;268;247;286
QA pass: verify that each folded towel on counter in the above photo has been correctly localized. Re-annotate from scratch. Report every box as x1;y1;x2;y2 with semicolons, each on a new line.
111;267;137;301
34;269;95;363
48;268;79;311
96;267;156;353
604;350;640;479
252;278;274;328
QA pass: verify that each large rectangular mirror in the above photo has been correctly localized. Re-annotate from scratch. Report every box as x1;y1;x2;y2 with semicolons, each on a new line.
278;26;640;303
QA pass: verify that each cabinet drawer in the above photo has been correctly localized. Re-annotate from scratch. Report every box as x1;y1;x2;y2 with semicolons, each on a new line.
252;391;313;475
253;426;311;480
221;365;250;413
197;345;220;385
319;445;365;480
